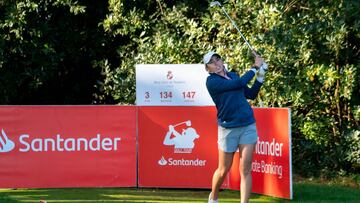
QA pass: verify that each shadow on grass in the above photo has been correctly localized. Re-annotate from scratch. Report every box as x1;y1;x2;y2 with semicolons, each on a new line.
0;182;359;203
291;182;360;203
0;195;20;203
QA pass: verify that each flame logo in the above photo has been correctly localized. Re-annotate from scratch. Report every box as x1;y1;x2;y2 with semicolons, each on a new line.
158;156;167;166
0;129;15;153
166;71;173;80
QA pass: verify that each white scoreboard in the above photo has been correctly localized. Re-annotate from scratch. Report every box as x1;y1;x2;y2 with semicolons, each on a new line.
136;64;215;106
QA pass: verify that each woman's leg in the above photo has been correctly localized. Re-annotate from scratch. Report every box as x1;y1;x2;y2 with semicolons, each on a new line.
210;150;234;200
239;144;256;203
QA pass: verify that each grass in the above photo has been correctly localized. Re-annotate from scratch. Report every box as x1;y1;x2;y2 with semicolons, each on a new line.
0;181;359;203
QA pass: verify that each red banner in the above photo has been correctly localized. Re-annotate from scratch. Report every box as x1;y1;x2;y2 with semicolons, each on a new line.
228;108;292;199
138;107;292;199
0;106;292;199
0;106;137;188
137;106;226;188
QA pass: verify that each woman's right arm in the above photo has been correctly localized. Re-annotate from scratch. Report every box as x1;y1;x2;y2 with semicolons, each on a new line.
206;70;256;94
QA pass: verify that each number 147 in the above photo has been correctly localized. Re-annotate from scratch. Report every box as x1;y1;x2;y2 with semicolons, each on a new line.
182;91;195;99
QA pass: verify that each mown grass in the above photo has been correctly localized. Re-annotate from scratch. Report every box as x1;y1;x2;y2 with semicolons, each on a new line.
0;181;359;203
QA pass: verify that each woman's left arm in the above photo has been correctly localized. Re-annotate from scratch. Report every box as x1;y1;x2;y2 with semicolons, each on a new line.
244;80;262;100
245;62;267;99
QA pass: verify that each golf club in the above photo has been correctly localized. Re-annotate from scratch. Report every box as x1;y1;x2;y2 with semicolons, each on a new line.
210;1;258;57
173;120;191;127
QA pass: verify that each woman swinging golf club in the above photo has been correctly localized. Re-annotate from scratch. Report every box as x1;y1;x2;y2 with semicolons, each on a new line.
204;51;267;203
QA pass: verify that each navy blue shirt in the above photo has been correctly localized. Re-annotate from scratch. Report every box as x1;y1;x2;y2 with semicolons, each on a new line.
206;70;262;128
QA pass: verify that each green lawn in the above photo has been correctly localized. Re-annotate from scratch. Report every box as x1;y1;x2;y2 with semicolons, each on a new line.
0;182;359;203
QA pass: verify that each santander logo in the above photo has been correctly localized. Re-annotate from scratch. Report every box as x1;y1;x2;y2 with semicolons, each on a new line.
0;129;15;153
158;156;167;166
158;121;206;167
157;155;206;167
166;71;173;80
0;128;121;153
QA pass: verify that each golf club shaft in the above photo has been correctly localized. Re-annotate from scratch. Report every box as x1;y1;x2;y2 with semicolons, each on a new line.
173;121;188;127
220;7;257;56
210;1;259;57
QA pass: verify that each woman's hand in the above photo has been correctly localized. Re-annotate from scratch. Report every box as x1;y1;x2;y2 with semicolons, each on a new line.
253;55;263;69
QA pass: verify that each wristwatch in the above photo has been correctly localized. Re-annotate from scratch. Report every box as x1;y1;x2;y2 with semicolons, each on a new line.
252;65;260;70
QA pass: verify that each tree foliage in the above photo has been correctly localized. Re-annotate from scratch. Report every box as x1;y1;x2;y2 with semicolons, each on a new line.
0;0;359;176
0;0;105;104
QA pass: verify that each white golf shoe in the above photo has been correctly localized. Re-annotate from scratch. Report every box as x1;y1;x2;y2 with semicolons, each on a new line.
208;193;218;203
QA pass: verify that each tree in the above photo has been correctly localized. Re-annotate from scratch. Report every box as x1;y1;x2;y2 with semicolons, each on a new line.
101;0;360;175
0;0;107;104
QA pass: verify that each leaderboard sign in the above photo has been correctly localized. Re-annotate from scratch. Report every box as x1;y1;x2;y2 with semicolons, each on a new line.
136;64;293;199
136;64;214;106
0;106;137;188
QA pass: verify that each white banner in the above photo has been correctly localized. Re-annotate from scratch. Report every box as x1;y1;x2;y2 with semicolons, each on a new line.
136;64;215;106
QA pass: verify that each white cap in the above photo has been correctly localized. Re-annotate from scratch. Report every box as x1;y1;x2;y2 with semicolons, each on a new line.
203;51;217;64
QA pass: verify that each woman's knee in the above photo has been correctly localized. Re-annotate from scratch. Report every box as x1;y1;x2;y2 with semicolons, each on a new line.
239;160;252;176
239;144;256;177
217;166;230;177
217;151;234;177
240;165;252;177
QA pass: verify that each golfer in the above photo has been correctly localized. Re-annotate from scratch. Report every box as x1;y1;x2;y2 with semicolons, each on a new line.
204;51;266;203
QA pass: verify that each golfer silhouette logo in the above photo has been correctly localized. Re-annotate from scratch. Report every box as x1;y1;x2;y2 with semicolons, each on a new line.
163;120;200;153
0;129;15;153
